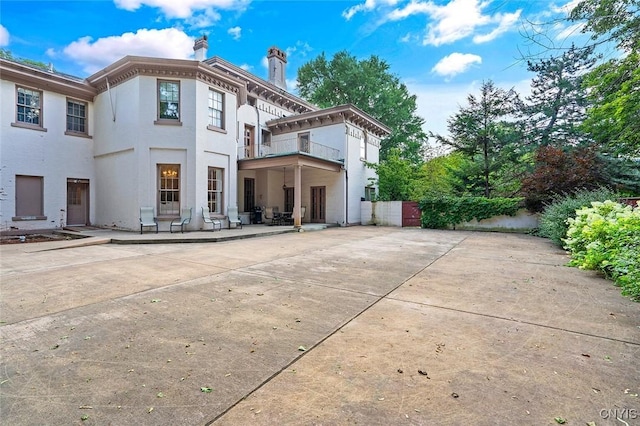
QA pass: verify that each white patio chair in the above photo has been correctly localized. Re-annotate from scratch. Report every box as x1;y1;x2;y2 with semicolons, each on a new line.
139;207;158;234
170;207;192;233
202;207;222;231
227;205;242;229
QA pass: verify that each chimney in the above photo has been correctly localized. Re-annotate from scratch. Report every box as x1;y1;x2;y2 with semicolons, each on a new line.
193;35;208;61
267;46;287;90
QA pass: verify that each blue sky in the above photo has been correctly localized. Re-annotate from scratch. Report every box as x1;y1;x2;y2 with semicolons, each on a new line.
0;0;585;137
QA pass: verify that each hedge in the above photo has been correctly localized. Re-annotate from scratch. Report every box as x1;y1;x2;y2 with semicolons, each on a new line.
419;196;523;229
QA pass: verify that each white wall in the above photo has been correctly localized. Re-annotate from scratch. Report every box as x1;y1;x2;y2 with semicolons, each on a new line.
0;79;95;232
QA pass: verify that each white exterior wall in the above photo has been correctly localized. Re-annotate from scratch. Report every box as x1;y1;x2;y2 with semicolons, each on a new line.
93;75;239;231
0;79;95;232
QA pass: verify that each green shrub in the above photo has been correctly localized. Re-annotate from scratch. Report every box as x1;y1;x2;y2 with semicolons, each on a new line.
564;200;640;301
419;196;522;229
538;187;620;246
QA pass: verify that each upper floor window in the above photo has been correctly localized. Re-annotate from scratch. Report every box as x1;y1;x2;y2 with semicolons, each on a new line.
360;132;368;160
158;80;180;121
208;89;224;129
298;132;310;153
66;99;87;135
16;86;42;127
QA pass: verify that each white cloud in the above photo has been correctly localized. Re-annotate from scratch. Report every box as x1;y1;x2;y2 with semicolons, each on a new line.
239;63;252;71
228;26;242;40
62;28;194;74
473;10;521;43
353;0;521;46
431;52;482;78
114;0;249;19
555;22;584;40
343;0;398;20
0;24;9;46
285;41;313;59
550;0;582;15
185;8;222;29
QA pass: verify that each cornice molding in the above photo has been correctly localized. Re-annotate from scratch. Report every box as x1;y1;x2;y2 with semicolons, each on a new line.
0;59;96;101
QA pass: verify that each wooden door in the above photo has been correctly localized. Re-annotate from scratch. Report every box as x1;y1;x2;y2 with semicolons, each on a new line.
67;179;89;226
310;186;325;223
244;178;255;212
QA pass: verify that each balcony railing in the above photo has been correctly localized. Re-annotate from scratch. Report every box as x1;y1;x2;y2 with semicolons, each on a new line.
238;137;342;162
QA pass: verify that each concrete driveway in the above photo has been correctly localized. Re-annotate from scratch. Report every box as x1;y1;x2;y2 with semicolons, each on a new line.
1;228;638;425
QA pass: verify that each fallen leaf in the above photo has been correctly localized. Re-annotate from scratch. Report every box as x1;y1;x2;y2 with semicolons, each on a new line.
298;346;306;352
151;299;161;303
81;415;89;421
148;407;154;413
201;387;212;393
451;393;459;398
157;392;164;398
581;353;590;357
554;417;566;424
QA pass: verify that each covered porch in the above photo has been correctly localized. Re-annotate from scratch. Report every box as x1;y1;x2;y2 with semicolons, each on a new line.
237;153;344;228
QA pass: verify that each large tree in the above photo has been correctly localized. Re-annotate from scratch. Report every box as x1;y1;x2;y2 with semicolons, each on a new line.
433;80;522;198
569;0;640;156
521;44;597;147
297;51;428;165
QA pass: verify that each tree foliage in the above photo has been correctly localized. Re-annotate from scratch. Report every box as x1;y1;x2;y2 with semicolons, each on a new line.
569;0;640;157
581;52;640;156
297;51;427;165
433;80;522;198
367;149;417;201
521;44;597;147
520;145;606;211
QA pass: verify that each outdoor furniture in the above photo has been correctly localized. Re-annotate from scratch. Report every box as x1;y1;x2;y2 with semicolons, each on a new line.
263;207;275;225
170;207;192;233
202;207;222;231
300;206;306;221
227;205;242;229
139;207;158;234
272;206;283;225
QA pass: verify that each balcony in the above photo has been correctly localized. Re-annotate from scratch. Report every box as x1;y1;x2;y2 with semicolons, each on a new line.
238;137;342;163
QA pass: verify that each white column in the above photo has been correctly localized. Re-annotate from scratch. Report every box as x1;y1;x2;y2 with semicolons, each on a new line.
294;165;302;228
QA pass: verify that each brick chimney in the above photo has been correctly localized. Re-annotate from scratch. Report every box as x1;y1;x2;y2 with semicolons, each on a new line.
267;46;287;90
193;35;208;61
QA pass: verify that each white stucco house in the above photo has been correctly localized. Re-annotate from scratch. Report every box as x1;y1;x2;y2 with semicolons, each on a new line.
0;38;390;233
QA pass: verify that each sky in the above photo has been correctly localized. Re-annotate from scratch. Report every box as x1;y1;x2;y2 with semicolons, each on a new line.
0;0;586;138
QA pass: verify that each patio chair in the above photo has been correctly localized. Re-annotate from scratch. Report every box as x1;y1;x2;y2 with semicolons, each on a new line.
202;207;222;231
263;207;275;225
170;207;192;233
227;205;242;229
139;207;158;234
300;206;306;221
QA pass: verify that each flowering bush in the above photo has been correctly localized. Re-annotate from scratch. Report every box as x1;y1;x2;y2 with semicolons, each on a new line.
564;200;640;301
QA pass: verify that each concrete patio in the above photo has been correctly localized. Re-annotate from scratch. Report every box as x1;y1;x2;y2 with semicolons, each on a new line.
1;227;638;425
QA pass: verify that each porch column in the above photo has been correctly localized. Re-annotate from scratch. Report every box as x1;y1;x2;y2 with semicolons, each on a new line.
293;165;302;228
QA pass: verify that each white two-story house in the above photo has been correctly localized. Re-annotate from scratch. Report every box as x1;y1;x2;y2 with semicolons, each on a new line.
0;38;390;233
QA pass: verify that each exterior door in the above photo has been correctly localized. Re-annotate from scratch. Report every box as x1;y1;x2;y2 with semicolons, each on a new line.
310;186;326;223
244;178;255;212
284;187;294;212
67;179;89;226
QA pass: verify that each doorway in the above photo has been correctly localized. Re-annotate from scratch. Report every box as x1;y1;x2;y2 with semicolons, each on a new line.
244;178;255;212
67;179;89;226
310;186;326;223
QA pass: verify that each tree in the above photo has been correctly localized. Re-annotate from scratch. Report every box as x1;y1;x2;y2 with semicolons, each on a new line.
367;149;417;201
297;51;428;165
521;44;597;147
520;145;606;211
581;52;640;156
433;80;522;197
569;0;640;51
569;0;640;157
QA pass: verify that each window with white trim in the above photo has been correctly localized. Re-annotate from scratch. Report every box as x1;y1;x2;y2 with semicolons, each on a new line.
16;86;42;127
158;80;180;120
66;99;87;134
208;89;224;129
207;167;223;214
360;132;368;160
158;164;180;216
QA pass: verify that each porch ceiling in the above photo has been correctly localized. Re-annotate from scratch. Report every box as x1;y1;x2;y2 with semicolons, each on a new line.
238;153;343;172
